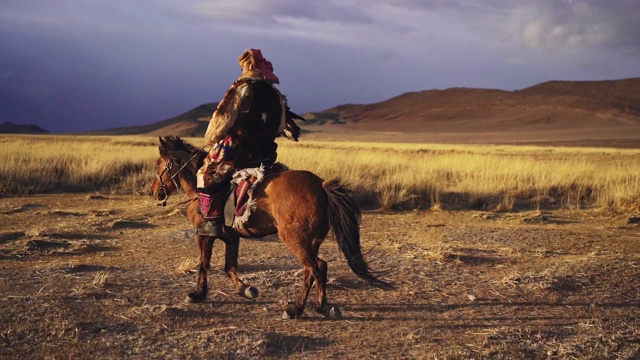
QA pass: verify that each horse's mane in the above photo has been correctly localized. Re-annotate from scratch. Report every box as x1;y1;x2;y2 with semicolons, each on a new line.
159;136;206;186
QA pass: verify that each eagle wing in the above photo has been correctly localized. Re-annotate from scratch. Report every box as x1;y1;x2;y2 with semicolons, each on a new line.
281;105;306;142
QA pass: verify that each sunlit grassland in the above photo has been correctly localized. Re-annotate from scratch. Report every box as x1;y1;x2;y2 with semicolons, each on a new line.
280;141;640;211
1;135;639;212
0;135;159;195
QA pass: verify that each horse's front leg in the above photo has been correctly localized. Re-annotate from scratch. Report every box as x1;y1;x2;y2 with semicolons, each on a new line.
222;237;259;299
186;234;215;303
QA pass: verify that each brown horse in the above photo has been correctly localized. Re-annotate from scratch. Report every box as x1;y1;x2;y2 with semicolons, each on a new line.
150;136;391;319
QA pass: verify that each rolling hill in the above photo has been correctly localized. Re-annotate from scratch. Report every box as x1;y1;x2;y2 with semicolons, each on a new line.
91;78;640;146
0;122;49;134
84;103;217;136
305;78;640;130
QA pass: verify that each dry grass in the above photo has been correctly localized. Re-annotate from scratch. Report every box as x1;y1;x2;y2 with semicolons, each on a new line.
0;135;159;195
2;134;639;212
1;190;639;358
92;270;111;287
177;257;199;274
277;140;640;211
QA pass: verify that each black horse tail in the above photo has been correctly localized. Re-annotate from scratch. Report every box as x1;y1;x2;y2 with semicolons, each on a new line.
323;179;393;290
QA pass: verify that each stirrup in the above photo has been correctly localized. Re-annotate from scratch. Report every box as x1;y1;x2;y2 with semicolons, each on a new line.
197;220;222;237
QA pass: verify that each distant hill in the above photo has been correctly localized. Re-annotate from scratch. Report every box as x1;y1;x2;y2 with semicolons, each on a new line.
0;122;49;134
305;78;640;132
90;78;640;146
85;103;217;136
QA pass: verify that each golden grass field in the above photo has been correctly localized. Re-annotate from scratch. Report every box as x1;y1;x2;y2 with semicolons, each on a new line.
1;133;640;358
2;134;639;213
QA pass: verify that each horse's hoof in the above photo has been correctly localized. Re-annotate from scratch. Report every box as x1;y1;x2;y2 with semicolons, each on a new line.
185;292;204;304
282;303;299;320
282;310;293;320
242;286;259;299
317;305;342;319
327;305;342;320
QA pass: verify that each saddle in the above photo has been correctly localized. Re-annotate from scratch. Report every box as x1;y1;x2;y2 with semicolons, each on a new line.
224;163;288;229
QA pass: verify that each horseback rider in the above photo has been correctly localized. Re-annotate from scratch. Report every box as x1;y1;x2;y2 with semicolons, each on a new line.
196;48;303;236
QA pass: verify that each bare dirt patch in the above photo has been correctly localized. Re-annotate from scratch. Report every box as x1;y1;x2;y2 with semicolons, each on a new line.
1;194;639;359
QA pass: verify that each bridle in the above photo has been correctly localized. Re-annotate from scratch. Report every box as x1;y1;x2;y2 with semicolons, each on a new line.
155;147;205;207
155;158;183;207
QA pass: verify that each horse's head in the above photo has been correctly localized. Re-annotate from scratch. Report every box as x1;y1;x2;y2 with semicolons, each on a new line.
150;136;205;204
150;137;180;203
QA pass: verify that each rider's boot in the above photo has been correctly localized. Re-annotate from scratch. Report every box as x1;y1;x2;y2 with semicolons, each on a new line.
196;189;225;237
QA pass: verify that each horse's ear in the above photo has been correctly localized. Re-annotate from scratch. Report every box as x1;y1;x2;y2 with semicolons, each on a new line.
159;136;166;146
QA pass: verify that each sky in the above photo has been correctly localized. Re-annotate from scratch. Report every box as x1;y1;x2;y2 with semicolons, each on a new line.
1;0;639;133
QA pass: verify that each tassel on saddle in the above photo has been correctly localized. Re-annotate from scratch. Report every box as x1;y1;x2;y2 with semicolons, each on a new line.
223;163;289;229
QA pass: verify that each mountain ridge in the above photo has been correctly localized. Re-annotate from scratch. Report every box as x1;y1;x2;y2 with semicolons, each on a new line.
304;78;640;131
0;122;50;134
10;78;639;144
82;103;217;136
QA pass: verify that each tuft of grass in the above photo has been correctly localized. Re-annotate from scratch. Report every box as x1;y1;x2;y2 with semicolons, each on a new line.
177;257;199;274
92;270;111;287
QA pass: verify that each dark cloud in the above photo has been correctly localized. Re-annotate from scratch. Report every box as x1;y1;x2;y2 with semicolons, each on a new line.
517;0;640;52
176;1;374;27
0;0;637;132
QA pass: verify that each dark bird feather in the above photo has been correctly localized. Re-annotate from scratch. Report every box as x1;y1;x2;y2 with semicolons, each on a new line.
282;105;306;142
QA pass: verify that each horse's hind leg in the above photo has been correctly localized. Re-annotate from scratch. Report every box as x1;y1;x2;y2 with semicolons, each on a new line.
280;227;337;319
309;256;341;319
223;237;258;299
186;235;214;303
283;258;319;319
314;257;328;312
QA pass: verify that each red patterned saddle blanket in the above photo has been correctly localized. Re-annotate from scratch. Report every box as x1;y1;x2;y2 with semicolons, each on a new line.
224;163;288;229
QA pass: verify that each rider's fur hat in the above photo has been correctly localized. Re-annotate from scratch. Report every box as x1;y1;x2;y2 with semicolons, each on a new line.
237;49;279;84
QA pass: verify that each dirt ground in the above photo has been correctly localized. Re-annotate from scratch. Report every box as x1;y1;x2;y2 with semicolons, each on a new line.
1;193;639;359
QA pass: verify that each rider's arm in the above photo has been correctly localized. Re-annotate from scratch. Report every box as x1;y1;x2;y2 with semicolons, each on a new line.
204;82;251;147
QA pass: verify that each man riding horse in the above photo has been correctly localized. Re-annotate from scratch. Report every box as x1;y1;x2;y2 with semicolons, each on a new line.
196;48;303;237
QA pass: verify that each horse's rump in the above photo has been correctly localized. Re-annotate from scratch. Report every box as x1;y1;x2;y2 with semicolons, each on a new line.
239;170;329;238
245;171;392;289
